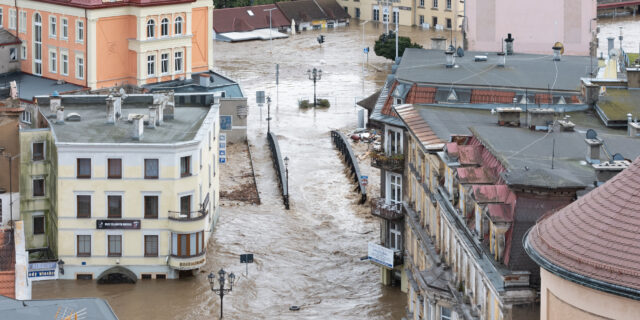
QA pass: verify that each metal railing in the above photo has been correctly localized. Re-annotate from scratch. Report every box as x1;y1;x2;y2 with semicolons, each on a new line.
371;198;403;220
370;150;404;172
168;194;209;221
267;132;289;209
331;130;367;204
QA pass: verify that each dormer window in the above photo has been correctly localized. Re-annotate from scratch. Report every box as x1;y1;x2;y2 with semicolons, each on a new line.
394;98;403;105
21;110;31;123
447;89;457;101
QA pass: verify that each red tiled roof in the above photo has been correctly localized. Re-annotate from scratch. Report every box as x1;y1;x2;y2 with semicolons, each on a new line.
471;185;512;203
534;93;552;104
405;85;436;105
213;4;290;33
470;90;515;104
458;145;482;166
31;0;195;9
381;82;398;117
457;167;497;184
395;104;443;148
528;157;640;291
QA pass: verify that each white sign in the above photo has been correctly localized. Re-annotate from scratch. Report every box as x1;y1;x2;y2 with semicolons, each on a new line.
28;261;58;281
219;133;227;164
368;242;394;268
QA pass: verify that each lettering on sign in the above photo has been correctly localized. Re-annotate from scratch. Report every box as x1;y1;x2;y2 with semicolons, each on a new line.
180;258;205;267
96;220;141;230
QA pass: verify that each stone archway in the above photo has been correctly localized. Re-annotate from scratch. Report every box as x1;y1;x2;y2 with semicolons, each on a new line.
97;266;137;284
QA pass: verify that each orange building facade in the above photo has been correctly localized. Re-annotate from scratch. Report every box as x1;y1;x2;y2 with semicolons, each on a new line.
0;0;213;89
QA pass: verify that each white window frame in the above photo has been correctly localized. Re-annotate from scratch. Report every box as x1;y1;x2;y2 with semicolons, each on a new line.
21;110;31;123
33;13;42;76
385;126;403;155
174;16;183;35
432;0;438;8
61;51;68;76
386;172;402;204
440;306;451;320
160;52;169;74
21;41;26;60
61;18;68;39
9;9;16;30
19;11;26;33
146;19;155;38
174;50;183;73
0;8;3;28
49;15;56;38
76;20;84;43
160;18;169;37
389;221;402;251
75;53;84;79
49;49;57;73
147;54;156;77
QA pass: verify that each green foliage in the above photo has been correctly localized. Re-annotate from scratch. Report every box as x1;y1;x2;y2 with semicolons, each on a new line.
299;99;330;108
374;32;423;61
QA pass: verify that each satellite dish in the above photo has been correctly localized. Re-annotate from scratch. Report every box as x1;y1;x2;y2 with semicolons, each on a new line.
586;129;598;140
613;153;625;161
553;41;565;55
457;47;464;57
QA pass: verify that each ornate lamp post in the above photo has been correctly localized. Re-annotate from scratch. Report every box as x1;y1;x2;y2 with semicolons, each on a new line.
283;156;290;209
306;68;322;108
208;268;236;319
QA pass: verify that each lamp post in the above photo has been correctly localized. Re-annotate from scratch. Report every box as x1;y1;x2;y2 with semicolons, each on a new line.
208;269;236;319
283;156;289;208
306;68;322;108
264;8;277;54
266;96;272;133
361;20;370;94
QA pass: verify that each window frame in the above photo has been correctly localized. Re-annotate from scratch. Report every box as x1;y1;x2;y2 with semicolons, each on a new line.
108;234;122;257
107;195;122;218
61;51;68;76
33;215;44;234
76;158;91;179
174;50;183;73
32;141;44;161
19;11;26;33
147;54;155;77
180;155;191;177
9;9;15;30
61;18;68;39
144;195;159;219
76;194;91;218
76;20;84;43
48;49;57;73
49;15;56;38
174;16;183;35
20;41;26;60
146;19;155;38
107;158;122;179
76;234;91;257
144;159;159;179
160;52;169;74
21;110;31;123
160;18;169;37
76;54;84;79
432;0;438;8
32;177;45;197
144;234;159;257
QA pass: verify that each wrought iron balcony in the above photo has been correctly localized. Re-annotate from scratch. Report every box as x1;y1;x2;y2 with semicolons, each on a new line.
370;151;404;172
371;198;404;220
169;193;209;221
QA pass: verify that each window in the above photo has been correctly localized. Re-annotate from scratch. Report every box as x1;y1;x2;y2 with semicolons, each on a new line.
388;172;402;204
34;13;42;76
32;142;44;161
180;195;191;217
355;8;360;18
146;19;155;38
49;50;57;73
145;235;158;257
77;195;91;218
107;195;122;218
174;51;183;72
171;231;204;257
21;110;31;123
446;0;451;9
373;8;379;21
61;52;68;75
77;235;91;257
144;196;158;219
147;55;155;77
144;159;159;179
440;306;452;320
76;55;84;79
77;158;91;178
9;9;15;30
108;158;122;179
76;20;84;42
386;128;403;154
420;0;424;6
344;6;348;14
19;11;26;33
9;47;16;61
108;235;122;257
174;16;183;35
160;18;169;36
389;221;402;251
432;16;438;27
180;156;191;177
49;16;56;37
432;0;438;8
0;8;3;28
161;53;169;74
446;18;452;29
21;41;26;60
33;216;44;234
420;15;425;25
61;18;68;39
33;178;44;197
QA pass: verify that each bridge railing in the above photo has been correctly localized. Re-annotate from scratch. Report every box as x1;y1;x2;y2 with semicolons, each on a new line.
331;130;367;204
268;131;289;209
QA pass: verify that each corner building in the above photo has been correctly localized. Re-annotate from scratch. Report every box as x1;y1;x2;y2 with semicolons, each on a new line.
0;0;213;89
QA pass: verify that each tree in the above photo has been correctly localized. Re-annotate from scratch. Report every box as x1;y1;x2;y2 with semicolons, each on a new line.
374;32;423;61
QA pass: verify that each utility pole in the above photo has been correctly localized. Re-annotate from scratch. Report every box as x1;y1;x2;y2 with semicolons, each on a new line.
395;12;399;61
264;8;277;54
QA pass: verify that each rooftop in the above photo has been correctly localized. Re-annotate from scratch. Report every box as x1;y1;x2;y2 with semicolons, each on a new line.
396;48;596;92
595;88;640;127
526;157;640;299
0;295;118;319
0;29;20;46
36;94;214;144
30;0;194;9
213;4;290;33
144;71;243;98
276;0;327;23
0;72;85;101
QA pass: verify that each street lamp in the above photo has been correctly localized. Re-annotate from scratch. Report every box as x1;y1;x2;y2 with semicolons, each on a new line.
306;68;322;108
283;156;289;193
208;268;236;319
362;20;370;94
264;8;277;54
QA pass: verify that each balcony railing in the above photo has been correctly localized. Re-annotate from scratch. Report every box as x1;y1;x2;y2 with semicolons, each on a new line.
168;194;209;221
371;198;404;220
370;151;404;172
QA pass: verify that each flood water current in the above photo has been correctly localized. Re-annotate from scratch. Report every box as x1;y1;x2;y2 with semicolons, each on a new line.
32;18;633;320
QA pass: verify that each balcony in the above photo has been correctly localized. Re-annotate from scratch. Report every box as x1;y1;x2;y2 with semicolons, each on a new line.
370;151;404;172
169;193;209;221
371;198;404;220
168;251;206;270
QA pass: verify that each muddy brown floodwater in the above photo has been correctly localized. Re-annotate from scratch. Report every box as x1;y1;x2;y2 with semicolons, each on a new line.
32;22;458;319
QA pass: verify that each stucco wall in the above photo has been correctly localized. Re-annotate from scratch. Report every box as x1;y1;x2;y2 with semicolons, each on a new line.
0;44;22;74
541;268;640;320
219;98;248;143
465;0;596;56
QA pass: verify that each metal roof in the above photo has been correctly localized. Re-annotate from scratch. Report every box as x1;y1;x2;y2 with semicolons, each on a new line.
0;295;118;319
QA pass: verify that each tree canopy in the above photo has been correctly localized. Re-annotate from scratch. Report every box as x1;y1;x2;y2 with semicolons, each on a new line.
374;32;423;61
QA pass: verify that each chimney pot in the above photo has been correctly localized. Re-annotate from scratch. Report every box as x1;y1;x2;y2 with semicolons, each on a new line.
56;107;65;124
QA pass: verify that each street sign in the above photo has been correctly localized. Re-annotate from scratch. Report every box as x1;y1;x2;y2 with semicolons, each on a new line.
361;175;368;187
219;133;227;164
256;91;265;104
368;242;394;269
240;254;254;263
364;47;369;54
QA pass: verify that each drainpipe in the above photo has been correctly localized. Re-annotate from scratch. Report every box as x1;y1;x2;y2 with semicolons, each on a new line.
85;8;88;88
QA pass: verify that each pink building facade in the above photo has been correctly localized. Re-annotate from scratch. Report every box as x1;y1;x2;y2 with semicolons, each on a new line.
465;0;597;56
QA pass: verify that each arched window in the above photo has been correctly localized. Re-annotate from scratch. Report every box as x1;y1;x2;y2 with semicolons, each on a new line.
161;18;169;37
34;13;42;76
146;19;155;38
174;16;183;35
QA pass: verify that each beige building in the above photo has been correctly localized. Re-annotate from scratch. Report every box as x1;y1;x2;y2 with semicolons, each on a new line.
341;0;463;30
526;157;640;320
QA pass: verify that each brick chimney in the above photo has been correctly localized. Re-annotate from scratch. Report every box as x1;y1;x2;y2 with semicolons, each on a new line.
495;107;521;126
585;138;603;164
527;108;555;130
626;67;640;88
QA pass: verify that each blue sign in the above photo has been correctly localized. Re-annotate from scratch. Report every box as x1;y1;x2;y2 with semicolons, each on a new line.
220;134;226;142
219;150;226;156
28;270;56;277
220;142;226;149
220;115;232;130
364;47;369;53
219;157;226;163
361;175;368;186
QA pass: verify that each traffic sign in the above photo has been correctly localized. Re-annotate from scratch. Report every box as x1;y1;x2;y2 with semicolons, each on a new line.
364;47;369;54
361;175;368;186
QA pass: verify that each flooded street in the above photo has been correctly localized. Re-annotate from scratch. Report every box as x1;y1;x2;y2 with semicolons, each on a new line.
33;22;454;319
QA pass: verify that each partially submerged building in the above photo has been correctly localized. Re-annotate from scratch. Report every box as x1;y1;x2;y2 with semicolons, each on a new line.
276;0;349;32
213;4;290;42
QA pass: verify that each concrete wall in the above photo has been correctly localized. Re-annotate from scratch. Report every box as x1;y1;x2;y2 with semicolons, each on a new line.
13;220;31;300
540;268;640;320
0;193;20;227
219;97;248;144
465;0;596;56
0;44;22;74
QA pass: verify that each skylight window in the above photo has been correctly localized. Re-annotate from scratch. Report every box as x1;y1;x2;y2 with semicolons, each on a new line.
247;10;254;16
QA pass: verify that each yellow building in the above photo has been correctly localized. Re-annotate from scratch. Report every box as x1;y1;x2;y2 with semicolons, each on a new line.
341;0;463;30
23;91;220;280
